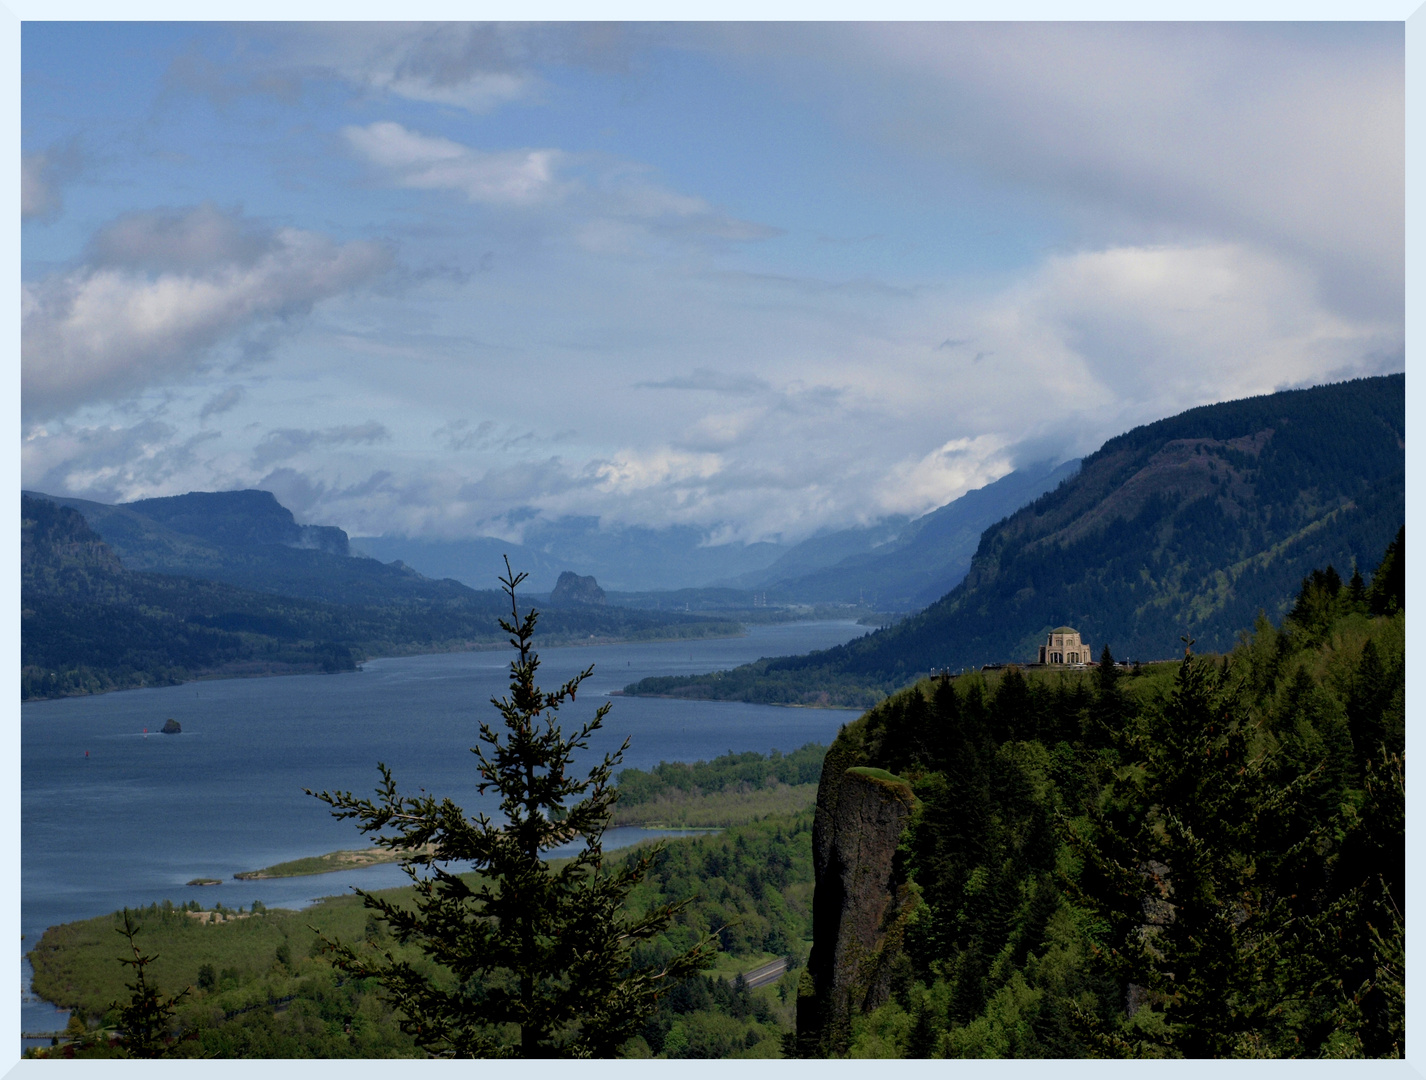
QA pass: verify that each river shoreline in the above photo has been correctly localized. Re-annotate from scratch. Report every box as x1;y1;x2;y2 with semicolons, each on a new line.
21;622;867;1050
21;624;758;705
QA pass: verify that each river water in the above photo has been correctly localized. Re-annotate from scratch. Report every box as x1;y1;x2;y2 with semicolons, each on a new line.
19;620;866;1042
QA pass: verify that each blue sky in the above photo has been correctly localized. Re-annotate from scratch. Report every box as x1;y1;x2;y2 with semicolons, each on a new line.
21;22;1405;545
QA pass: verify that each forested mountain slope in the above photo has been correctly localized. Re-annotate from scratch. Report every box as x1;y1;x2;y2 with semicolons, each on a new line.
628;375;1403;706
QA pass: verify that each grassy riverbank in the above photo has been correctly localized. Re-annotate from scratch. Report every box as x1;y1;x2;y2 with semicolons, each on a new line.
28;746;832;1056
214;745;831;881
28;808;815;1059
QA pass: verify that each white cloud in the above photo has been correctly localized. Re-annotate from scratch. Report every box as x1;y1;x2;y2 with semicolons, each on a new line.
22;26;1402;552
22;206;392;420
22;419;221;505
285;23;651;113
163;23;540;115
591;447;725;495
878;436;1012;518
344;122;568;207
344;121;778;247
88;202;276;272
219;238;1391;544
702;23;1402;322
957;242;1398;424
290;23;540;114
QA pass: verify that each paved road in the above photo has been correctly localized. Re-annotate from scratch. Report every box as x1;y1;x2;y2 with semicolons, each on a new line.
739;957;789;990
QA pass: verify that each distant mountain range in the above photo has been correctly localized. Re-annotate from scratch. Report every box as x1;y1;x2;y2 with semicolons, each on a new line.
32;375;1399;706
625;375;1405;707
20;491;739;700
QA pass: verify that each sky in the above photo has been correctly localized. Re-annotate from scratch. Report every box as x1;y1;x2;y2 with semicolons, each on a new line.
19;21;1405;546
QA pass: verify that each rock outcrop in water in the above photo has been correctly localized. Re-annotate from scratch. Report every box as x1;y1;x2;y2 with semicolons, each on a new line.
796;743;918;1056
161;718;182;734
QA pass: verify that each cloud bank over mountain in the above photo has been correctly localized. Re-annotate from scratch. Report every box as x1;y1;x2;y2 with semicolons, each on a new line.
21;22;1403;547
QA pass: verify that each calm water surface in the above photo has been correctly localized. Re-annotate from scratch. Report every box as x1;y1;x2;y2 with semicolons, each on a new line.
20;620;866;1038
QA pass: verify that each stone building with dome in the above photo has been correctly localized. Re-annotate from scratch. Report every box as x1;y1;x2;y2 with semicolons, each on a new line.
1037;626;1091;666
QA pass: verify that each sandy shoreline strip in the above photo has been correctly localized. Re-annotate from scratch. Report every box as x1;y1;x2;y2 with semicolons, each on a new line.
232;844;436;881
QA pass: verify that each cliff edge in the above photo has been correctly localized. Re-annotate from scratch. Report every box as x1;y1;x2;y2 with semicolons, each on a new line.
797;746;918;1056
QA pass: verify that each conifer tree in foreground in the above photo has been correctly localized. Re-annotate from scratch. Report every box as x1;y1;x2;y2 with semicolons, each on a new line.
310;561;710;1057
113;909;188;1058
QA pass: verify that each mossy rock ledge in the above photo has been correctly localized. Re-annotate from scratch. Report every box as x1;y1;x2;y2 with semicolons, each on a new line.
161;718;181;734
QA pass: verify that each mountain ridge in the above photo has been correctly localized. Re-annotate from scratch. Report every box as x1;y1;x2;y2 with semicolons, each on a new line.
625;374;1404;707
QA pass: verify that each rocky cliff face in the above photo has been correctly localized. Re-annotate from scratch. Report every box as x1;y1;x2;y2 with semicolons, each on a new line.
121;489;352;556
797;743;918;1056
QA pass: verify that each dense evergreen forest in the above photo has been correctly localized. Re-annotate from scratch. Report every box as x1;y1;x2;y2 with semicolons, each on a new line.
795;530;1404;1058
21;494;738;700
627;375;1404;707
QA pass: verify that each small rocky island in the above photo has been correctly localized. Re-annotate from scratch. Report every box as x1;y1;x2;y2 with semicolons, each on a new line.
161;718;182;734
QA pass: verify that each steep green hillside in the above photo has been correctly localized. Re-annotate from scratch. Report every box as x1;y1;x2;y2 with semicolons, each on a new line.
628;376;1403;707
794;550;1403;1058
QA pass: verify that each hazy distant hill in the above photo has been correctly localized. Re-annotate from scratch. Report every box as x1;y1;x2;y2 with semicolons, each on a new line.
717;517;912;592
742;459;1080;608
22;494;361;698
626;375;1405;706
30;489;493;608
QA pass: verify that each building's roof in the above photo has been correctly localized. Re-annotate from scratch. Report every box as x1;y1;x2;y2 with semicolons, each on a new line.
1052;626;1077;634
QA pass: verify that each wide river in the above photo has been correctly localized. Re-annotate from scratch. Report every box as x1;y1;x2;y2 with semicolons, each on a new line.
20;620;867;1039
